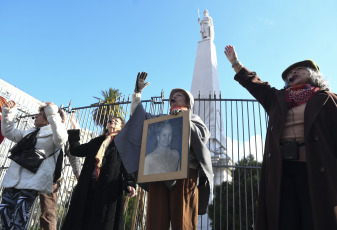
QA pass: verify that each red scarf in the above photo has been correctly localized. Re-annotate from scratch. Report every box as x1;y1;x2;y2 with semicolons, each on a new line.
285;84;319;109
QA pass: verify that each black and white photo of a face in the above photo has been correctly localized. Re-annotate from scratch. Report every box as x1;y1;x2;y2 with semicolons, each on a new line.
143;117;183;176
157;124;172;148
146;117;183;157
138;111;190;183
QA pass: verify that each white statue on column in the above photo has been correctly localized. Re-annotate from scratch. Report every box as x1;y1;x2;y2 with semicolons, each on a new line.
198;9;214;41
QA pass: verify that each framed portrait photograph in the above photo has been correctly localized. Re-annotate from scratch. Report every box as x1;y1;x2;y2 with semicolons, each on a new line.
137;110;190;183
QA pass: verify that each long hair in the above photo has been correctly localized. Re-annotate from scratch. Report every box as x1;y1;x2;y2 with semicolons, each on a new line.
307;68;330;90
284;67;330;90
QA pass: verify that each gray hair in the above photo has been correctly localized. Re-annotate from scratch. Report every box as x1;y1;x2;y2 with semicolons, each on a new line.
307;68;330;90
284;67;330;90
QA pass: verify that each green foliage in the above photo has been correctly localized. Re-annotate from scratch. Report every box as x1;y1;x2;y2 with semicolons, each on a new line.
124;196;136;229
91;88;125;127
123;194;144;230
208;155;262;230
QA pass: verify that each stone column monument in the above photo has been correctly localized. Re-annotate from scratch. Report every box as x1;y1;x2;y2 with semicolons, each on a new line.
192;10;233;229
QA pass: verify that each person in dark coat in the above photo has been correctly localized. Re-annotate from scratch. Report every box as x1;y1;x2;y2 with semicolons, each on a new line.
225;45;337;230
61;116;136;230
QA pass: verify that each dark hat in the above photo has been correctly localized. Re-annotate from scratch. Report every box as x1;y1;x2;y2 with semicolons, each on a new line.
282;60;320;80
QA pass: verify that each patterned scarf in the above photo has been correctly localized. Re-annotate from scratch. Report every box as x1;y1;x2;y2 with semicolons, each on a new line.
94;131;119;181
285;84;319;109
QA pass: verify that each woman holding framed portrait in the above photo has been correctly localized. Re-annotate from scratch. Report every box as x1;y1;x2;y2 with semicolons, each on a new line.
115;72;213;230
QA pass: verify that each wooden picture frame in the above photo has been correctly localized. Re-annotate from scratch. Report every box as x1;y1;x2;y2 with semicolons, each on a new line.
137;110;190;183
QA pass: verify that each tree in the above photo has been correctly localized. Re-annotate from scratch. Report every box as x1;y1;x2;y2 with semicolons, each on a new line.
91;88;125;127
208;155;262;230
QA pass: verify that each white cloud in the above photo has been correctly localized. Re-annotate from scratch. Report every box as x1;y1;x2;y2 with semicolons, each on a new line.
226;135;265;163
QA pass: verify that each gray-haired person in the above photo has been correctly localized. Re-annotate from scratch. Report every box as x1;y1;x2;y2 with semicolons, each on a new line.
225;45;336;230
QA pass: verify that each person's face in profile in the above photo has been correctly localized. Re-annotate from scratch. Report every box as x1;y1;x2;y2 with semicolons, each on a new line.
34;111;49;128
157;125;172;148
170;91;188;108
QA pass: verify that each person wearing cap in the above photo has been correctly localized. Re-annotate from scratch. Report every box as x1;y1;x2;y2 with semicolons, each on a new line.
115;72;213;230
225;45;337;230
61;116;136;230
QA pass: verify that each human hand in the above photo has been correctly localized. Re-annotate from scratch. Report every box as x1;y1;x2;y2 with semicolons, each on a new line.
170;109;182;115
134;72;150;93
4;100;16;109
126;186;136;198
46;101;55;107
70;113;80;129
224;45;238;65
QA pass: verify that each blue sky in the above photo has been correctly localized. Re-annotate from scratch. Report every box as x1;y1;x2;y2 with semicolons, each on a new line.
0;0;336;108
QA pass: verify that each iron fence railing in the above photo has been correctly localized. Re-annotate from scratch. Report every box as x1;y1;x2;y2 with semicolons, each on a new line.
0;94;268;230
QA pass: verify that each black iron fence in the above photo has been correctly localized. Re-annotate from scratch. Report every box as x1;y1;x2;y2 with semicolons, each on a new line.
0;94;268;230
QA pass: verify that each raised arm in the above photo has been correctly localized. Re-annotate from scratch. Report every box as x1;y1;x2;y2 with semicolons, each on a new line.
1;101;27;142
61;113;82;179
224;45;277;114
130;72;149;115
224;45;243;74
70;113;80;130
44;102;68;148
67;129;103;158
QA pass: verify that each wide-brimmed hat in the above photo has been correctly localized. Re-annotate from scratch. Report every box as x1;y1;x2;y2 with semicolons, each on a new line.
169;88;194;109
282;59;320;80
0;96;7;113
